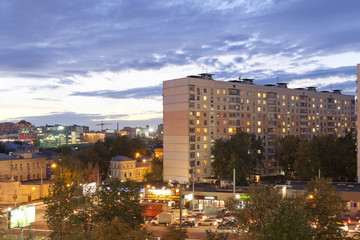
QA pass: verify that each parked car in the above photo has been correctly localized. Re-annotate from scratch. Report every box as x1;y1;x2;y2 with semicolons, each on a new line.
217;221;237;230
198;219;217;226
208;216;223;223
182;220;196;228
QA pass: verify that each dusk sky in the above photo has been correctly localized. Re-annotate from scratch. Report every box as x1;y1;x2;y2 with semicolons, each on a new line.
1;0;359;131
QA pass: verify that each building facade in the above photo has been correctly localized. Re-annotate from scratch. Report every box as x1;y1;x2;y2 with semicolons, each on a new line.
163;74;356;183
0;152;47;182
109;156;150;182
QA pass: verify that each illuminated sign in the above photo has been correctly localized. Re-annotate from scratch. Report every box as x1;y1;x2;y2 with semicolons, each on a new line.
9;205;35;228
236;194;250;199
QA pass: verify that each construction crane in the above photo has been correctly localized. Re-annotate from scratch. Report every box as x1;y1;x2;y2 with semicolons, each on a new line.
96;121;111;131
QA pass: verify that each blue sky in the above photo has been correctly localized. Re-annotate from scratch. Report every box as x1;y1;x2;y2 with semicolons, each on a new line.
0;0;359;131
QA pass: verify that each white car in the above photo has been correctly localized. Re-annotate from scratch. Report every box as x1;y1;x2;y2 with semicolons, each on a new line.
198;219;217;226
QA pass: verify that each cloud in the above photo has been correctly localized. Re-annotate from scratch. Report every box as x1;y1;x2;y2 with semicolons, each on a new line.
0;0;359;128
70;84;162;99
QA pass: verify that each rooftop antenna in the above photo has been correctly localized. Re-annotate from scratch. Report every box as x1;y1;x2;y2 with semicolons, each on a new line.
276;76;279;84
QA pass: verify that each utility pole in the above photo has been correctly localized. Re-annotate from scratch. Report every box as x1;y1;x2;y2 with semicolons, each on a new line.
179;184;183;231
192;172;195;210
233;168;236;196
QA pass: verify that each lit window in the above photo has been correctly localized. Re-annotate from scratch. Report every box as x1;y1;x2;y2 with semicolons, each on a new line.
282;128;286;133
312;128;316;133
203;96;207;101
223;90;226;94
247;121;250;126
258;121;261;126
197;128;201;133
196;112;200;117
217;89;220;94
291;96;294;100
282;95;286;100
204;144;208;149
263;100;266;104
204;160;207;165
283;122;286;126
204;128;208;133
203;136;207;141
257;128;261;133
247;128;250;133
257;107;261;112
258;93;261;97
263;93;266;98
196;152;200;157
196;120;200;125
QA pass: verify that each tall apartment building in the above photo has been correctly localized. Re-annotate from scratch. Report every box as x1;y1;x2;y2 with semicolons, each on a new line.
163;73;356;184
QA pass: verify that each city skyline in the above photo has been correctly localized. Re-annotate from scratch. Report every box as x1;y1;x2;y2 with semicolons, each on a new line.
1;0;359;130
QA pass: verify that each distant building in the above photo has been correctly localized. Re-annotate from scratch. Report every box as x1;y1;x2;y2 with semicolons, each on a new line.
157;124;163;141
0;120;32;135
109;156;150;182
153;144;163;159
163;73;356;183
18;124;89;147
82;132;106;143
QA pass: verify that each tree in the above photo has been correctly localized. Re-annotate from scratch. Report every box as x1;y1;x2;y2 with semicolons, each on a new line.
337;132;357;181
258;197;312;240
44;178;82;240
94;178;145;228
275;136;301;179
305;178;347;240
228;185;283;239
143;157;163;182
212;131;263;185
294;141;318;181
161;225;188;240
206;229;229;240
91;219;151;240
227;178;347;240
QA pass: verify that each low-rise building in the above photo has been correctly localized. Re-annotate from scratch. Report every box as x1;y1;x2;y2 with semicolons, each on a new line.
0;152;46;182
109;156;150;182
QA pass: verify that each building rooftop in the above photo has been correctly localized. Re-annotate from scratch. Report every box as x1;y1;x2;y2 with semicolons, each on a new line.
111;156;134;162
0;153;16;161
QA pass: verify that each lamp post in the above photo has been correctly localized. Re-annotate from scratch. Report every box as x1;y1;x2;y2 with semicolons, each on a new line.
40;162;43;198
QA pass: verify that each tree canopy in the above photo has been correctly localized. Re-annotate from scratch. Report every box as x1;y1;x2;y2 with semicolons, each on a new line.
227;178;349;240
275;133;356;181
212;131;264;185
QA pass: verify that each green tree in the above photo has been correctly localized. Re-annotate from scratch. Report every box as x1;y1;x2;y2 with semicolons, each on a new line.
94;178;145;228
161;225;188;240
44;178;82;240
305;178;347;240
143;157;163;182
294;141;318;181
337;132;357;181
258;197;312;240
275;135;301;179
206;229;229;240
91;219;151;240
212;131;263;185
228;185;282;239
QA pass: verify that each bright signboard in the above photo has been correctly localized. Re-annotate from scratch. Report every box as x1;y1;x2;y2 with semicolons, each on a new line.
9;205;36;228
